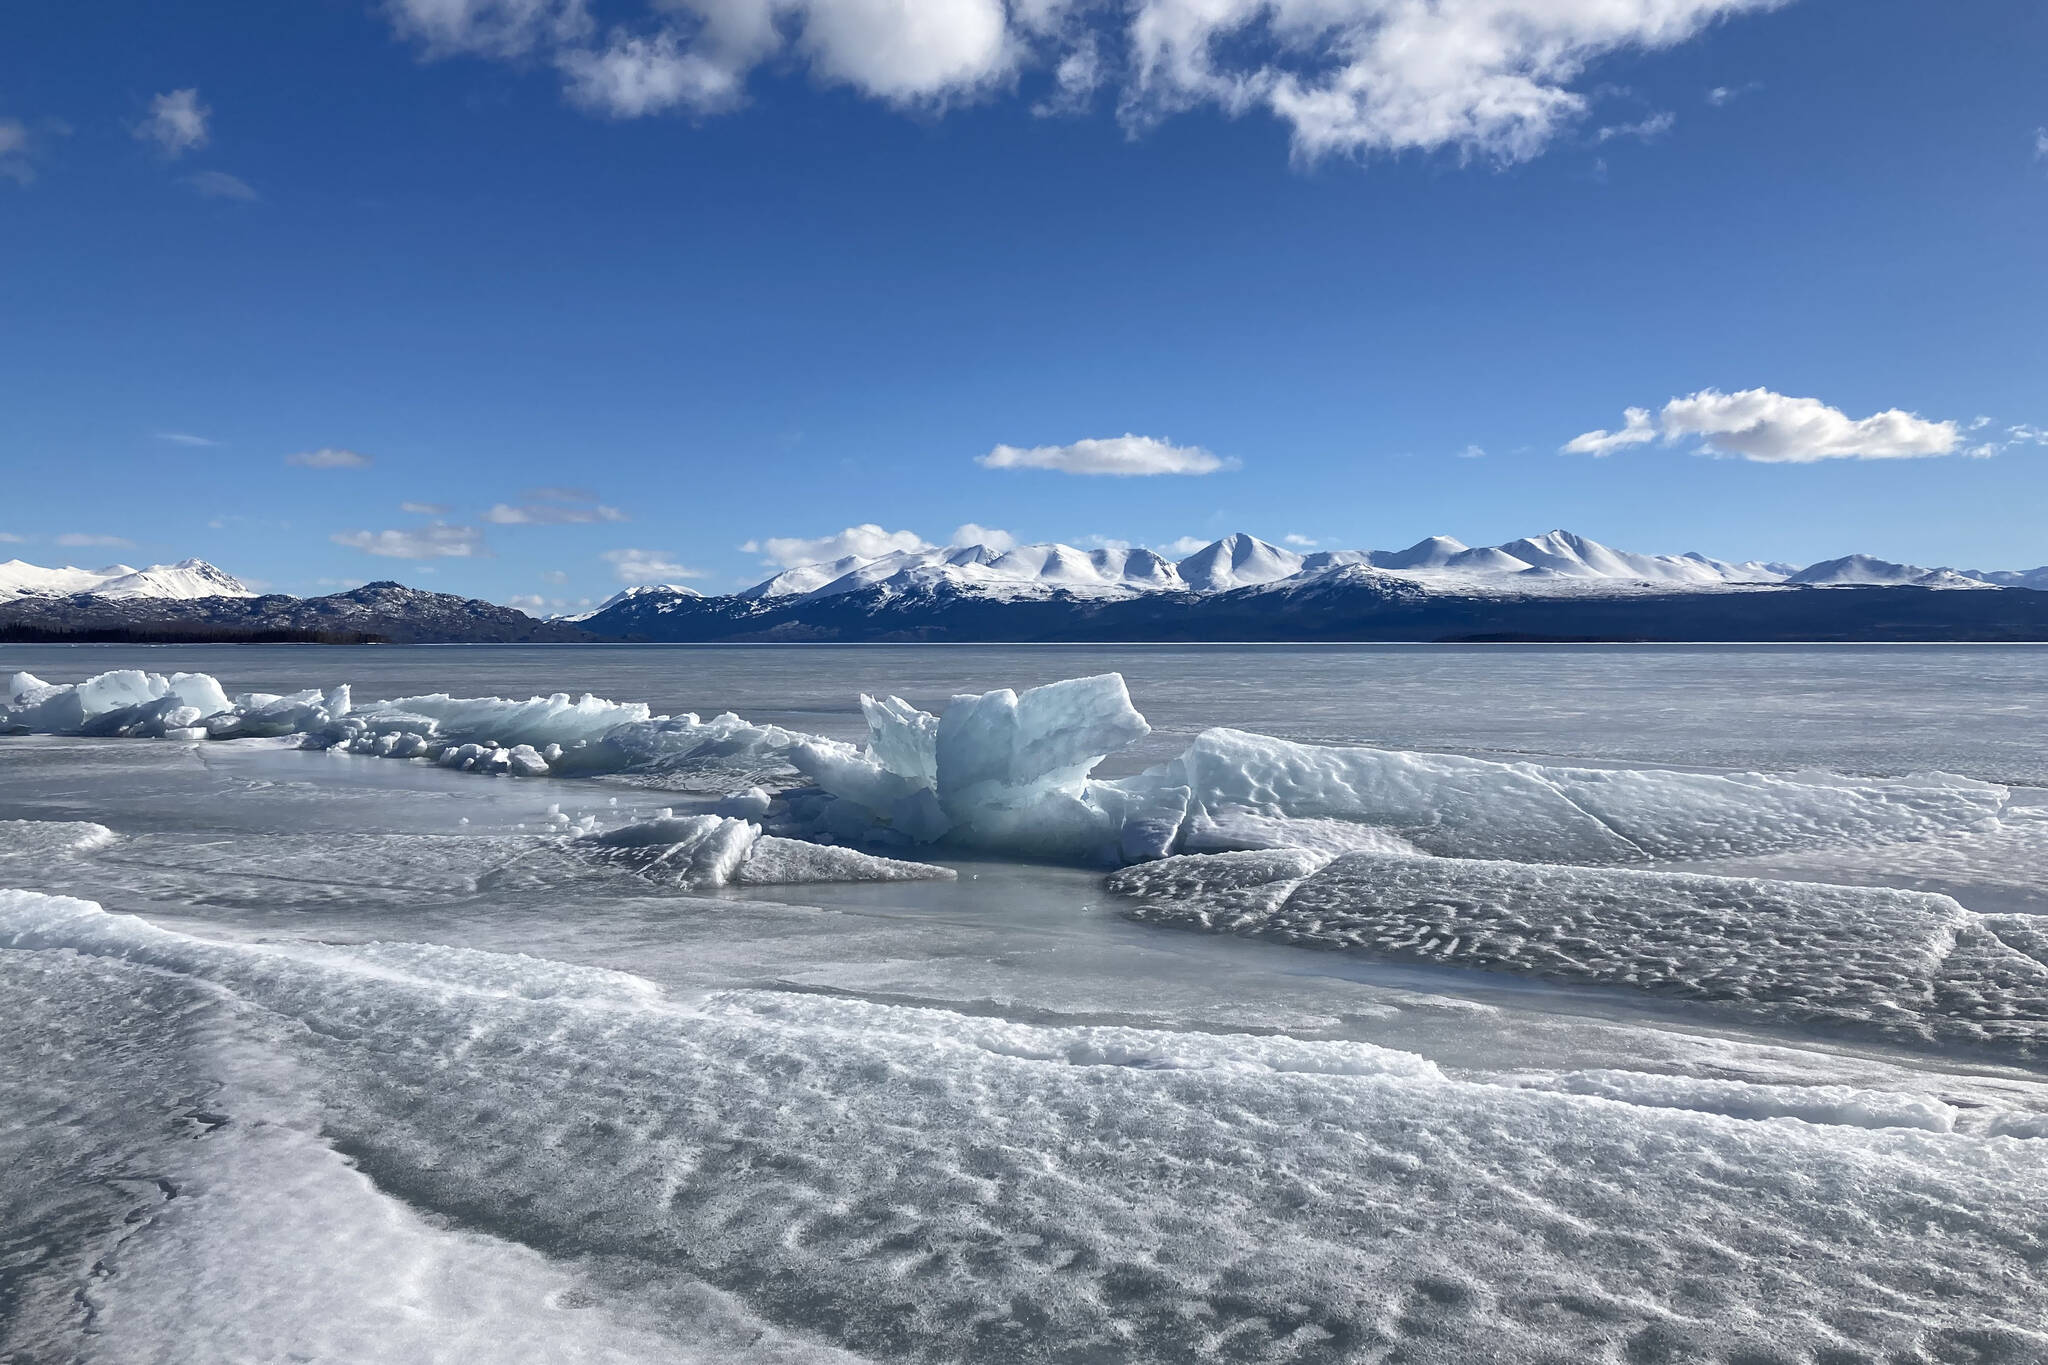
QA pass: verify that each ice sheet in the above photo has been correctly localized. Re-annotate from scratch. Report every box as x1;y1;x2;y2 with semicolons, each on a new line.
4;888;2045;1365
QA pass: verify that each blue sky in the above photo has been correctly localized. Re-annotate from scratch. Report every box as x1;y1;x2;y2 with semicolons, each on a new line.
3;0;2044;607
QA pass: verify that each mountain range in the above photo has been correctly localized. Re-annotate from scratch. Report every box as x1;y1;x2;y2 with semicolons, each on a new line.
1;532;2045;643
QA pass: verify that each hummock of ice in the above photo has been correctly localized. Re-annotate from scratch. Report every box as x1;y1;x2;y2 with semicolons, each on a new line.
6;886;2047;1364
1109;851;2048;1060
2;668;2014;867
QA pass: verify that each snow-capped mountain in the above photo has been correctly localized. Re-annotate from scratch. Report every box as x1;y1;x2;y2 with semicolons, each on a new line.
0;557;254;603
730;530;1865;606
569;583;704;620
1784;555;1995;589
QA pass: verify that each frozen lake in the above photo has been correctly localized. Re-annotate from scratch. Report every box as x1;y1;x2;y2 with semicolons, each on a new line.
4;644;2046;1363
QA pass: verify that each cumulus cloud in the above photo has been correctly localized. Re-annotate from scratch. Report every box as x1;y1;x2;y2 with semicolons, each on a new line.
2036;127;2048;161
602;547;706;583
741;524;934;566
980;433;1236;476
287;447;374;469
949;523;1017;551
400;500;451;515
1565;389;1963;462
1158;536;1211;556
1456;444;1486;459
331;524;486;558
383;0;1780;166
56;533;137;548
1282;534;1317;547
1124;0;1782;162
552;0;1012;118
185;170;258;200
483;500;626;524
136;89;209;157
540;568;570;584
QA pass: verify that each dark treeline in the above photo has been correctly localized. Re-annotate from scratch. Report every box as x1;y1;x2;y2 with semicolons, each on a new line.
0;624;385;645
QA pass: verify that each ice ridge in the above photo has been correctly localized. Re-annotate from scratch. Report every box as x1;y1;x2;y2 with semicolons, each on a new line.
2;669;2012;868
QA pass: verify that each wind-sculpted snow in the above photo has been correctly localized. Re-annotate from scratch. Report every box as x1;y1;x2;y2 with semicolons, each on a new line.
1110;852;2048;1060
4;888;2047;1363
2;668;2014;867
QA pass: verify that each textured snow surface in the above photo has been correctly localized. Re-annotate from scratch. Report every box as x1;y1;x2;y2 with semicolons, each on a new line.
4;887;2047;1364
1111;851;2048;1060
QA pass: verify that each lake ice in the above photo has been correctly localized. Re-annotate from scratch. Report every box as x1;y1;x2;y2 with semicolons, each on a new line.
3;643;2045;1363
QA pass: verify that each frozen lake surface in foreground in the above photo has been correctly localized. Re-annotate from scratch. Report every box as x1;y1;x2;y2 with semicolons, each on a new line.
3;643;2046;1363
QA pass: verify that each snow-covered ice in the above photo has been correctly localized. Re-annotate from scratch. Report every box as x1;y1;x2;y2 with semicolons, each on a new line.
4;886;2046;1364
1111;850;2048;1060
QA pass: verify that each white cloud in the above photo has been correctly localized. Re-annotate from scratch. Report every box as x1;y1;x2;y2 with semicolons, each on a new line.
0;532;25;543
384;0;1779;168
56;533;137;548
315;577;369;590
1158;536;1210;556
2036;127;2048;161
1706;82;1758;106
602;547;707;583
525;485;597;501
549;0;1013;119
1125;0;1783;163
1034;39;1102;117
400;500;451;515
509;593;595;614
155;431;219;446
287;447;374;469
0;118;36;186
1079;535;1132;550
386;0;592;57
559;33;748;117
1595;111;1673;143
741;524;934;566
1282;534;1317;547
540;569;569;584
137;89;209;158
1456;444;1486;459
949;523;1017;551
186;170;258;200
1562;406;1657;455
331;524;486;558
482;501;626;524
979;433;1236;476
1565;389;1962;462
